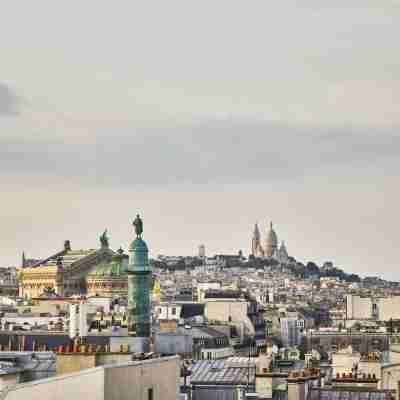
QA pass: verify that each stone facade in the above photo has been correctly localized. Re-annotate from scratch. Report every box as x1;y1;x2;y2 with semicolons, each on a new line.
346;295;372;320
86;251;129;297
251;222;289;262
346;294;400;321
19;238;115;299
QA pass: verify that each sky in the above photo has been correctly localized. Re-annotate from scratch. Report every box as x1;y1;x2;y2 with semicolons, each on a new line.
1;1;399;279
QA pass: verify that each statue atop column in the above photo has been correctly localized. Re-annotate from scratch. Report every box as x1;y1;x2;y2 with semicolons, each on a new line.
100;229;109;248
132;214;143;238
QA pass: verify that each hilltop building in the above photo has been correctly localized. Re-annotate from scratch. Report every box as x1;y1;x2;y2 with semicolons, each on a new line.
251;222;290;263
251;224;264;258
265;222;278;258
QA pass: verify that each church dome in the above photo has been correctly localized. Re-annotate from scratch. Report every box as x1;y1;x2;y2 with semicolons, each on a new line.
90;252;128;277
265;222;278;257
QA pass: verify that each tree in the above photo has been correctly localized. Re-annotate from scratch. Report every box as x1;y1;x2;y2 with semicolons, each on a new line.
306;262;320;276
42;287;56;297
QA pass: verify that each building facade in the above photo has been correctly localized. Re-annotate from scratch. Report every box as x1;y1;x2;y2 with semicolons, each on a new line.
19;236;115;299
280;318;300;347
346;294;400;321
250;222;289;263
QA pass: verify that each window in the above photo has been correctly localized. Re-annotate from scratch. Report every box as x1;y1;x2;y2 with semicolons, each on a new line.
148;388;154;400
172;308;176;315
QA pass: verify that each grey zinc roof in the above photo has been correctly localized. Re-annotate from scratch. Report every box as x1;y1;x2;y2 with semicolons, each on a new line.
190;359;255;385
308;389;392;400
176;326;227;339
45;249;98;268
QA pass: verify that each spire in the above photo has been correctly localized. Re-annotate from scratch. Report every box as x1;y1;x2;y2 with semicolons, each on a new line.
22;251;26;268
265;221;278;258
253;223;261;240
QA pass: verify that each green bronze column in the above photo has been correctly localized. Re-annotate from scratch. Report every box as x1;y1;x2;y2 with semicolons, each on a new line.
127;214;152;337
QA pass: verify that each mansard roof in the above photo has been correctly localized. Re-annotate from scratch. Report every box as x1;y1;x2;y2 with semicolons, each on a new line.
43;249;98;268
29;244;114;270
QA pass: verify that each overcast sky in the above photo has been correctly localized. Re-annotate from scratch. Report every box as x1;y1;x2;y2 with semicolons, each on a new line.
1;1;399;279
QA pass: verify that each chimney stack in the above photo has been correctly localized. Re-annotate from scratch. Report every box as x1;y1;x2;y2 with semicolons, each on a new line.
288;377;306;400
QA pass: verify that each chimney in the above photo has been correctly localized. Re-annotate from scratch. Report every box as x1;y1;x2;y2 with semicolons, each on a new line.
69;304;78;339
288;373;306;400
257;353;271;373
79;301;88;338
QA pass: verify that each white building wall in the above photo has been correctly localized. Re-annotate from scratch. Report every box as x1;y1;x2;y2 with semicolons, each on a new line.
331;352;360;375
104;357;180;400
205;300;247;323
79;302;88;338
155;304;182;321
69;304;77;339
5;367;105;400
382;365;400;395
0;373;20;392
200;347;234;360
2;316;65;329
378;297;400;321
346;295;372;320
280;318;299;347
5;356;180;400
87;297;112;314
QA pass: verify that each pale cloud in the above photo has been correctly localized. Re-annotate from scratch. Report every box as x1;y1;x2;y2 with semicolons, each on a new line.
1;1;400;126
0;121;399;186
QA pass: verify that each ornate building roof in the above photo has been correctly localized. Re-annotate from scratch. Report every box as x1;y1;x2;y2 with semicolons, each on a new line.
44;249;99;268
88;252;129;277
19;234;116;298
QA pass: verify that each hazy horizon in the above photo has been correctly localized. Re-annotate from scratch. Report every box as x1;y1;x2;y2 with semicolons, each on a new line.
1;1;399;279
